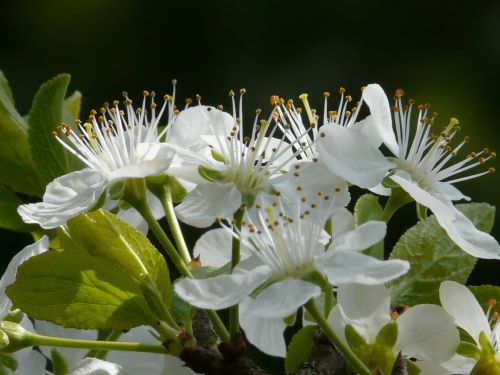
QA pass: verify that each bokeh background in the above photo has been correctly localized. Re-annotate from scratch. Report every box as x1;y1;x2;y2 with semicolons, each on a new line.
1;0;499;283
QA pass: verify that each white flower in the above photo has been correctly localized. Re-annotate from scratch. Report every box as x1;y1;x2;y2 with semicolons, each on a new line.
174;198;409;356
0;237;50;374
318;84;500;259
167;90;349;227
37;325;195;375
18;90;175;229
328;283;459;375
439;281;500;374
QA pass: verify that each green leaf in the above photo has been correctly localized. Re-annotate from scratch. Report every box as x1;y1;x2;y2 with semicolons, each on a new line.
6;250;155;330
389;203;495;306
469;285;500;313
61;210;171;305
64;90;82;120
285;325;316;374
344;324;367;354
28;74;83;186
0;185;32;232
354;194;384;259
0;70;43;196
375;322;398;349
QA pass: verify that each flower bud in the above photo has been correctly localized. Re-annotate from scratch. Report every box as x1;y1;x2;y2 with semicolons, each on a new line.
0;322;34;353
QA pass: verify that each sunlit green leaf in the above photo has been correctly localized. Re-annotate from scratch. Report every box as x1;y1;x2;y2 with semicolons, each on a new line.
389;203;495;305
0;70;43;196
6;250;155;330
61;210;171;305
354;194;384;259
285;325;316;374
0;185;32;232
28;74;83;186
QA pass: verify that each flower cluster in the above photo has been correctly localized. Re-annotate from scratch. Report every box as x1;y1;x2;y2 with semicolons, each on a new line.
0;79;498;375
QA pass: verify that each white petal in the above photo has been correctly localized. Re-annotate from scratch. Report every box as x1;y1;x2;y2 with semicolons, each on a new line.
331;208;355;237
0;236;49;318
318;250;409;285
169;106;232;149
108;143;172;182
107;327;189;375
193;228;251;268
330;221;386;252
414;361;453;375
361;84;399;155
432;181;470;202
239;297;287;357
335;283;391;342
34;320;97;370
395;304;459;363
18;169;106;229
251;279;321;319
12;349;46;375
175;183;242;228
317;124;394;188
273;161;350;211
174;265;272;310
326;305;349;345
391;174;500;259
261;137;296;169
441;354;476;374
369;183;391;196
71;358;121;375
439;280;490;344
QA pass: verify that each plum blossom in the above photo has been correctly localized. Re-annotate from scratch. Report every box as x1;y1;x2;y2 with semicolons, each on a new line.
318;84;500;259
440;281;500;374
18;90;175;229
328;283;459;375
174;198;409;356
0;237;49;374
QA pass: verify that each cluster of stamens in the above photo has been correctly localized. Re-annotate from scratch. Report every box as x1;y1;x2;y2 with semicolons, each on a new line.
392;89;495;188
52;85;176;177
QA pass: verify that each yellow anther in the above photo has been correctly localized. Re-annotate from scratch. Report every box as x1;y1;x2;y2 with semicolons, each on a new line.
394;89;405;99
229;90;235;97
270;95;280;105
488;167;496;174
339;87;346;94
323;91;330;98
240;88;246;94
143;90;149;97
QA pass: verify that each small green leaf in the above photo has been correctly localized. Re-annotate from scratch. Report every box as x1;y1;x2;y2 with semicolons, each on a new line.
389;203;495;306
51;349;68;375
0;70;43;196
469;285;500;313
64;90;82;120
198;165;227;182
28;74;83;186
0;185;33;232
457;341;481;359
170;177;187;203
62;210;171;305
6;250;155;330
344;324;367;354
375;322;398;349
354;194;384;259
285;325;316;374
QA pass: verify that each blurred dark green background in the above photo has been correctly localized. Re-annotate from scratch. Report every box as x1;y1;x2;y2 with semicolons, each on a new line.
1;0;499;284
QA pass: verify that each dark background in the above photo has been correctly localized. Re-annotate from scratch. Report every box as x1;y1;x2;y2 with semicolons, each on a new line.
1;0;499;283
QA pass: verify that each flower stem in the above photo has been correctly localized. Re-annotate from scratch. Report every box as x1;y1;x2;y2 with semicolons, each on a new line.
229;208;244;338
32;333;167;354
86;330;123;359
124;179;230;343
157;178;191;265
380;188;412;222
305;299;371;375
137;200;192;278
